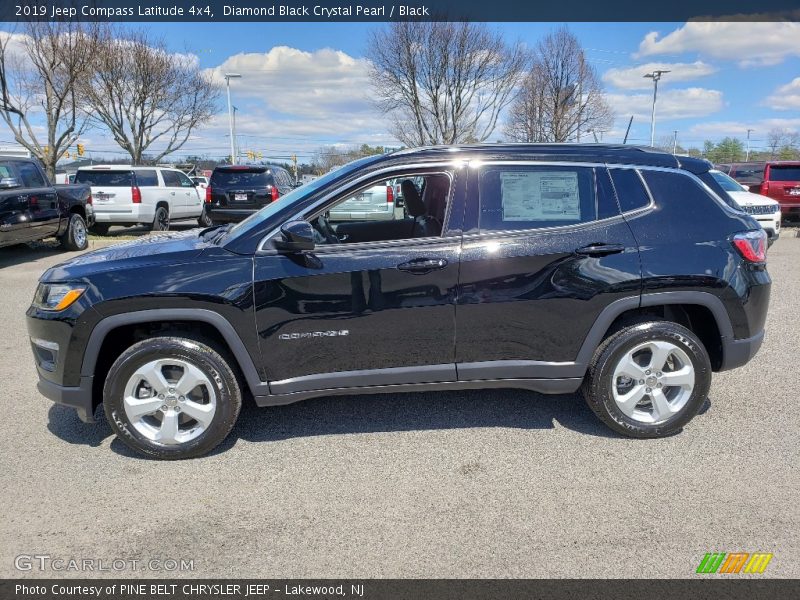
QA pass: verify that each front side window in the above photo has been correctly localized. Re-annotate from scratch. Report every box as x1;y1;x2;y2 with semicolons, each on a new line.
478;166;608;232
310;172;452;246
176;172;195;187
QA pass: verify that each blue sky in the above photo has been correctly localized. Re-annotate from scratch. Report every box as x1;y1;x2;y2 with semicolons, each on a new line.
2;21;799;162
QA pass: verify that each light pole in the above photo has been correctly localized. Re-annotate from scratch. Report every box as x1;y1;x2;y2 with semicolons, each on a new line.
644;70;670;147
746;128;754;161
672;130;678;154
224;73;241;164
232;106;239;163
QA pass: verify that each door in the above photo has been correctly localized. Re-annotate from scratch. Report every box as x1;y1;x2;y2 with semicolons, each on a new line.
160;170;188;216
455;163;641;380
13;160;59;240
0;161;30;245
176;170;202;216
253;168;465;394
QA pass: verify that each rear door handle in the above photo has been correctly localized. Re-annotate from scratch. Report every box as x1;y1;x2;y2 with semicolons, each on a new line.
397;258;448;274
575;243;625;257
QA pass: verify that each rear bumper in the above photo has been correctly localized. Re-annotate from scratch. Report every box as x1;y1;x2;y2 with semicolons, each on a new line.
206;208;258;223
719;330;765;372
37;375;96;423
93;204;154;224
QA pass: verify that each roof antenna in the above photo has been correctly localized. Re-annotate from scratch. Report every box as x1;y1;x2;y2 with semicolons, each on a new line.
623;116;633;144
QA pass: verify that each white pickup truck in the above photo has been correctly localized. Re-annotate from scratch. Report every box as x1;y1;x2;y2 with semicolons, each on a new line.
74;165;206;234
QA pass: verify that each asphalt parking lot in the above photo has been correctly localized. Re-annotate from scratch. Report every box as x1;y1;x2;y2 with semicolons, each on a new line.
0;229;798;579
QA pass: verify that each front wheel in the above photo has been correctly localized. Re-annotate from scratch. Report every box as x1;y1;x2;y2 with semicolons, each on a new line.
103;336;242;459
60;213;88;251
582;321;711;438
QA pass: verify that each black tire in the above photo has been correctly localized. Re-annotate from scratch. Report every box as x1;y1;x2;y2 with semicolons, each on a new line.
103;336;242;459
198;207;213;227
582;321;711;438
91;223;111;236
59;212;88;251
152;205;170;231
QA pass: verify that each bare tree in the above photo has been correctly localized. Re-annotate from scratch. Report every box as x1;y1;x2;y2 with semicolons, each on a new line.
766;128;799;159
368;21;527;146
312;144;386;175
504;27;612;143
0;23;96;181
82;29;220;164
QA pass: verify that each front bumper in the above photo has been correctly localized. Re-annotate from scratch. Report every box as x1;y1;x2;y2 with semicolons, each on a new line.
37;375;96;423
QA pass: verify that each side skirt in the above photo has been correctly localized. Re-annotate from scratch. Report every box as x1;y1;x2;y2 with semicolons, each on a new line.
254;377;583;407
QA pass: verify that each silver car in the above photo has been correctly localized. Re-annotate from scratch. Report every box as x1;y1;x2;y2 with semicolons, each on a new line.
329;181;396;221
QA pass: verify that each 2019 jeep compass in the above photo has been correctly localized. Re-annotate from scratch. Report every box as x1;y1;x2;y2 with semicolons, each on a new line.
27;145;771;459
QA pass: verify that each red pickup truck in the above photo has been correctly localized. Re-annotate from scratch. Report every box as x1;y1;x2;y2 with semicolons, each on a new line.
721;161;800;220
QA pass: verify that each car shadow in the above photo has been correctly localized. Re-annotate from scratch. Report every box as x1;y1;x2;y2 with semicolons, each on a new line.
46;389;715;459
0;241;71;269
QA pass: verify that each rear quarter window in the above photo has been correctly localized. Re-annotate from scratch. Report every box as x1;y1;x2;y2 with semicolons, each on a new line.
74;170;133;187
134;170;159;187
609;168;651;213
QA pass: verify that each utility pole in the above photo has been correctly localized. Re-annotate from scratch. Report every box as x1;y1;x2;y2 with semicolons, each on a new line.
291;153;298;185
644;70;670;147
224;73;242;164
672;130;678;154
746;128;754;161
232;106;239;163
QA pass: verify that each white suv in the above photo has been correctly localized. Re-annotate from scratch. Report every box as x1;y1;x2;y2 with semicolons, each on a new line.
711;170;781;245
74;166;204;234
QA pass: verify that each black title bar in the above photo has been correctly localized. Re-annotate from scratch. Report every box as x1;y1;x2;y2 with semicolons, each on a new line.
2;0;800;22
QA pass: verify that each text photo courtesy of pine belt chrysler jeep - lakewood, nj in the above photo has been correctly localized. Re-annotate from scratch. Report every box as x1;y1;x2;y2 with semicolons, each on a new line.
26;144;770;459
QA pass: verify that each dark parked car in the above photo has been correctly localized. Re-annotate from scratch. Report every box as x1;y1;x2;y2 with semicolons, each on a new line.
27;144;770;459
205;164;295;224
0;157;93;251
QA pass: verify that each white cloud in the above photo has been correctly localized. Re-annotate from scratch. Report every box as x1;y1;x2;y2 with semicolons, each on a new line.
602;61;717;90
636;22;800;67
764;77;800;111
689;118;800;138
606;88;724;120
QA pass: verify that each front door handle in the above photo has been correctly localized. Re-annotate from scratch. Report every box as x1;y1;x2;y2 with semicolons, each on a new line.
575;243;625;257
397;258;448;274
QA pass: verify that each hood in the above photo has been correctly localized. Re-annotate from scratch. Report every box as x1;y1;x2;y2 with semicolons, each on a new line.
728;190;780;208
42;229;211;282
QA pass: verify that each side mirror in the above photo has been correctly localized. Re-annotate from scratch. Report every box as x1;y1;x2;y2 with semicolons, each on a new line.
0;177;21;190
273;220;315;253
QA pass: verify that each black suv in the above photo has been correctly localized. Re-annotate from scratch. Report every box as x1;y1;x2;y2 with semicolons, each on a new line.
27;145;771;459
205;164;295;224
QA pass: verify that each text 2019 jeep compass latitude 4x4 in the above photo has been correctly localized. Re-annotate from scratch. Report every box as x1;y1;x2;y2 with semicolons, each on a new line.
27;145;770;459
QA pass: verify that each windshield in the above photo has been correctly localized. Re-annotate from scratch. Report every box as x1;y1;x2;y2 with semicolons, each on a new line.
710;170;745;192
222;155;384;245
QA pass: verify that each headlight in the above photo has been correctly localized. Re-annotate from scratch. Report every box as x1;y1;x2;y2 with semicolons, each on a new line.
32;283;86;311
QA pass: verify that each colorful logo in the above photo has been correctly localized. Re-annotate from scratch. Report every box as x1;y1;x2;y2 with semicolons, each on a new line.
696;552;773;574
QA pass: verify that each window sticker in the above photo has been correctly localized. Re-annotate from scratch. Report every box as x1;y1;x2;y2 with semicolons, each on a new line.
500;171;580;221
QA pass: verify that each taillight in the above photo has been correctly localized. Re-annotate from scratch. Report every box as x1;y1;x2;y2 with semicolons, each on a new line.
86;194;92;205
271;186;279;201
386;185;394;203
131;186;142;204
205;186;212;203
759;181;769;196
732;230;767;263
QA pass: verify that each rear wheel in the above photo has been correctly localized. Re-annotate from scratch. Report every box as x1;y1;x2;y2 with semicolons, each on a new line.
152;205;170;231
582;321;711;438
198;207;212;227
103;336;242;459
59;212;88;251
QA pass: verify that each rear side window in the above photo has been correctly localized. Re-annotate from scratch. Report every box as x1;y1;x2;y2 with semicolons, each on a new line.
74;170;133;187
609;169;651;213
211;169;273;188
478;166;614;232
769;165;800;181
16;162;46;187
135;170;159;187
